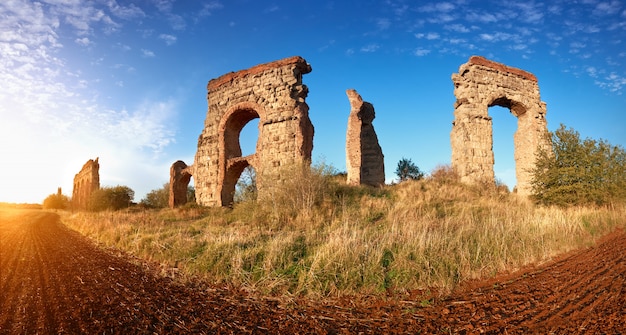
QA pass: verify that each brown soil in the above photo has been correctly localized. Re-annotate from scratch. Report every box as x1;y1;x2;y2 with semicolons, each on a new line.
1;209;624;334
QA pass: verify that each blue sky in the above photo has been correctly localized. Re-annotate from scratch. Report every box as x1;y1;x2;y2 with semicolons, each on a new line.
1;0;624;203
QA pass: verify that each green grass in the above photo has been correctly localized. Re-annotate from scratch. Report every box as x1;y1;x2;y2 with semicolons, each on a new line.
60;164;626;298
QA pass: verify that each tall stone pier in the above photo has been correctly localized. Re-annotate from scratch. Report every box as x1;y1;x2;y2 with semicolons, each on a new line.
451;56;549;195
345;89;385;187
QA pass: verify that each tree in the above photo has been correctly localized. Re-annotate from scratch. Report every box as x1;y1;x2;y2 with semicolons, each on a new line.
234;166;257;203
88;185;135;211
395;158;424;182
531;124;626;206
42;191;69;210
141;183;170;208
187;185;196;204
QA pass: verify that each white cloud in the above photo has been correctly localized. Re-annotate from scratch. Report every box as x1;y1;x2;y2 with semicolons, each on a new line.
264;5;280;13
0;0;178;203
414;48;431;56
107;0;145;19
466;11;499;23
141;49;156;57
377;18;391;30
419;2;455;12
480;32;514;42
199;1;224;17
75;37;91;46
445;24;470;33
415;32;440;40
593;1;622;16
159;34;177;45
360;43;380;52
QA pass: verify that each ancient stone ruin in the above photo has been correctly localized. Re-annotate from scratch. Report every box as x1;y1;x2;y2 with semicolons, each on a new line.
169;160;192;208
171;56;314;207
345;89;385;187
72;157;100;210
451;56;549;195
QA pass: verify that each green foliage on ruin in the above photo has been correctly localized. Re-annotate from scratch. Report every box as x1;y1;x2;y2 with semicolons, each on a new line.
531;124;626;206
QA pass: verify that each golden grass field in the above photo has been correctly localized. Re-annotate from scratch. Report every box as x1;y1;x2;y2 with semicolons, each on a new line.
60;165;626;298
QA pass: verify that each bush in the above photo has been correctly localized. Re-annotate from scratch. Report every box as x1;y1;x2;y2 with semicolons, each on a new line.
141;183;170;209
88;185;135;211
395;158;424;182
531;124;626;206
42;192;69;210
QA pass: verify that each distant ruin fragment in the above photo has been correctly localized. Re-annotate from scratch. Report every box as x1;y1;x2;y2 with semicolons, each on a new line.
170;56;314;207
451;56;549;195
72;157;100;210
169;160;192;208
345;89;385;187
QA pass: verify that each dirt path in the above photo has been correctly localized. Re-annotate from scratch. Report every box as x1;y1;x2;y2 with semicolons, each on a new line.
1;209;624;334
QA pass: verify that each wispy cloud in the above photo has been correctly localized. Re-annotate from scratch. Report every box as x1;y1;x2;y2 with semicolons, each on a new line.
593;1;622;16
0;0;179;202
414;48;431;56
264;5;280;13
198;1;224;17
377;18;391;30
75;37;92;46
360;44;380;52
415;32;440;40
159;34;177;45
141;49;156;58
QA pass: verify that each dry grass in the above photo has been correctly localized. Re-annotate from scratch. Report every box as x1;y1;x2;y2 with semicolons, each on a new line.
60;164;626;298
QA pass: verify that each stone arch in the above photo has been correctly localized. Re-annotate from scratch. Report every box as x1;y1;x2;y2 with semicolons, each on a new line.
217;102;264;206
182;56;314;207
451;56;549;195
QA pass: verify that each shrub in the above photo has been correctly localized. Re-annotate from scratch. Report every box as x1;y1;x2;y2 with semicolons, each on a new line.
141;183;170;208
395;158;424;182
43;192;69;210
531;124;626;206
88;185;135;211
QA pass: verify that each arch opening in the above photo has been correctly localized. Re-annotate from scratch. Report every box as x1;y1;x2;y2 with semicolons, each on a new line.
234;165;257;203
240;118;260;157
489;105;518;192
223;108;261;160
221;159;252;207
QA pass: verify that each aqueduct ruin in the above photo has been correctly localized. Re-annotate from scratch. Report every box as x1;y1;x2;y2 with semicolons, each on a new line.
72;157;100;210
451;56;549;195
171;55;549;207
170;56;314;207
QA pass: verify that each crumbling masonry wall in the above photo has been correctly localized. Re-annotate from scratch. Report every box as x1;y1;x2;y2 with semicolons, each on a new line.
72;157;100;210
172;56;314;207
345;89;385;187
451;56;549;195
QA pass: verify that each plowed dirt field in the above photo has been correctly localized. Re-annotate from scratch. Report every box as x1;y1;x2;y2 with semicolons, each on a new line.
1;209;624;334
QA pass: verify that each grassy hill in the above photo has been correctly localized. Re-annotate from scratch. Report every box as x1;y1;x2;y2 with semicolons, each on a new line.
60;164;626;297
